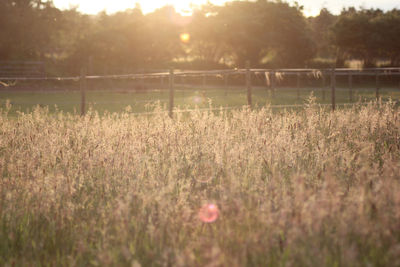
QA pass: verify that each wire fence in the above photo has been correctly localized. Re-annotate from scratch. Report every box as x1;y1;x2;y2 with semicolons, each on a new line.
1;65;400;116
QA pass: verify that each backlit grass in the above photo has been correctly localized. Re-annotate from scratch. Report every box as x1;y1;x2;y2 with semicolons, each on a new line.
0;99;399;266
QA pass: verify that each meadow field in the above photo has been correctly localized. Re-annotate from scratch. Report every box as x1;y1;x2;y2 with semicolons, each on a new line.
1;85;399;115
0;97;399;266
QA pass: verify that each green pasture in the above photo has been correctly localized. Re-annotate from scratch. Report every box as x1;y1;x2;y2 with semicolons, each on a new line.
1;85;399;115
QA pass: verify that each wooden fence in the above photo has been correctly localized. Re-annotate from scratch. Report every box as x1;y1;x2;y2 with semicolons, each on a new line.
1;64;400;116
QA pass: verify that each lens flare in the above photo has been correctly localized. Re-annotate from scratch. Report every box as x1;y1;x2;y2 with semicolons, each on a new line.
193;96;203;104
198;203;219;223
180;33;191;43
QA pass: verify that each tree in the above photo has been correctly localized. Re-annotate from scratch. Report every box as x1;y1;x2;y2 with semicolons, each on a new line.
308;8;337;58
141;6;186;66
186;8;233;66
192;0;315;68
332;8;384;67
372;10;400;66
0;0;62;61
67;6;186;73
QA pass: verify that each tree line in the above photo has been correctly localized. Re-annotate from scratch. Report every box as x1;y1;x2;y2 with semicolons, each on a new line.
1;0;400;75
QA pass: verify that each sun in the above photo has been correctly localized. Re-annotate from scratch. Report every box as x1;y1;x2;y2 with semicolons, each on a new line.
180;33;191;43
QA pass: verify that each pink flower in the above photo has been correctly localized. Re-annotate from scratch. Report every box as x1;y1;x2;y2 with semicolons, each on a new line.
199;203;219;223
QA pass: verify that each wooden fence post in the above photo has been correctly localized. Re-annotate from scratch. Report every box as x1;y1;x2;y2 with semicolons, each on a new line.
88;56;93;90
88;56;93;74
246;61;252;107
103;66;107;87
181;75;185;97
169;69;174;118
270;71;276;98
375;70;380;100
80;68;87;116
224;73;229;96
331;68;336;111
322;72;326;101
348;72;353;102
140;76;145;91
296;73;300;100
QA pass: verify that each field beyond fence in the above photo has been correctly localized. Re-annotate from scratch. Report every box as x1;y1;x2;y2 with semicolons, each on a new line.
0;100;399;266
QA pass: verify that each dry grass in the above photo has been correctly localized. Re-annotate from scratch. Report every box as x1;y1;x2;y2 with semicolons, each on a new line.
0;99;399;266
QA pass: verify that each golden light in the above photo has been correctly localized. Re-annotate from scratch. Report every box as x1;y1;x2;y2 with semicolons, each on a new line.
180;33;191;43
54;0;230;16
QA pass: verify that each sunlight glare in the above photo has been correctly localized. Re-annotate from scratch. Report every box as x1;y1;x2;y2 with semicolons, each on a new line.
193;96;203;104
53;0;400;17
54;0;228;15
180;33;191;43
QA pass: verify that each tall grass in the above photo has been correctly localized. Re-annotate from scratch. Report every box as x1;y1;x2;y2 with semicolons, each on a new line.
0;100;399;266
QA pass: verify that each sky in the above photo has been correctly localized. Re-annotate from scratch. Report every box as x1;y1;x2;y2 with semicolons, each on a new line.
52;0;400;17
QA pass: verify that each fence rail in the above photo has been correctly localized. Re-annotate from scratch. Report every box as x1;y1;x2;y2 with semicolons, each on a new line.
1;65;400;116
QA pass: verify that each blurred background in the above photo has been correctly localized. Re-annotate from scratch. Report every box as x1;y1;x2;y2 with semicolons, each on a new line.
1;0;399;114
